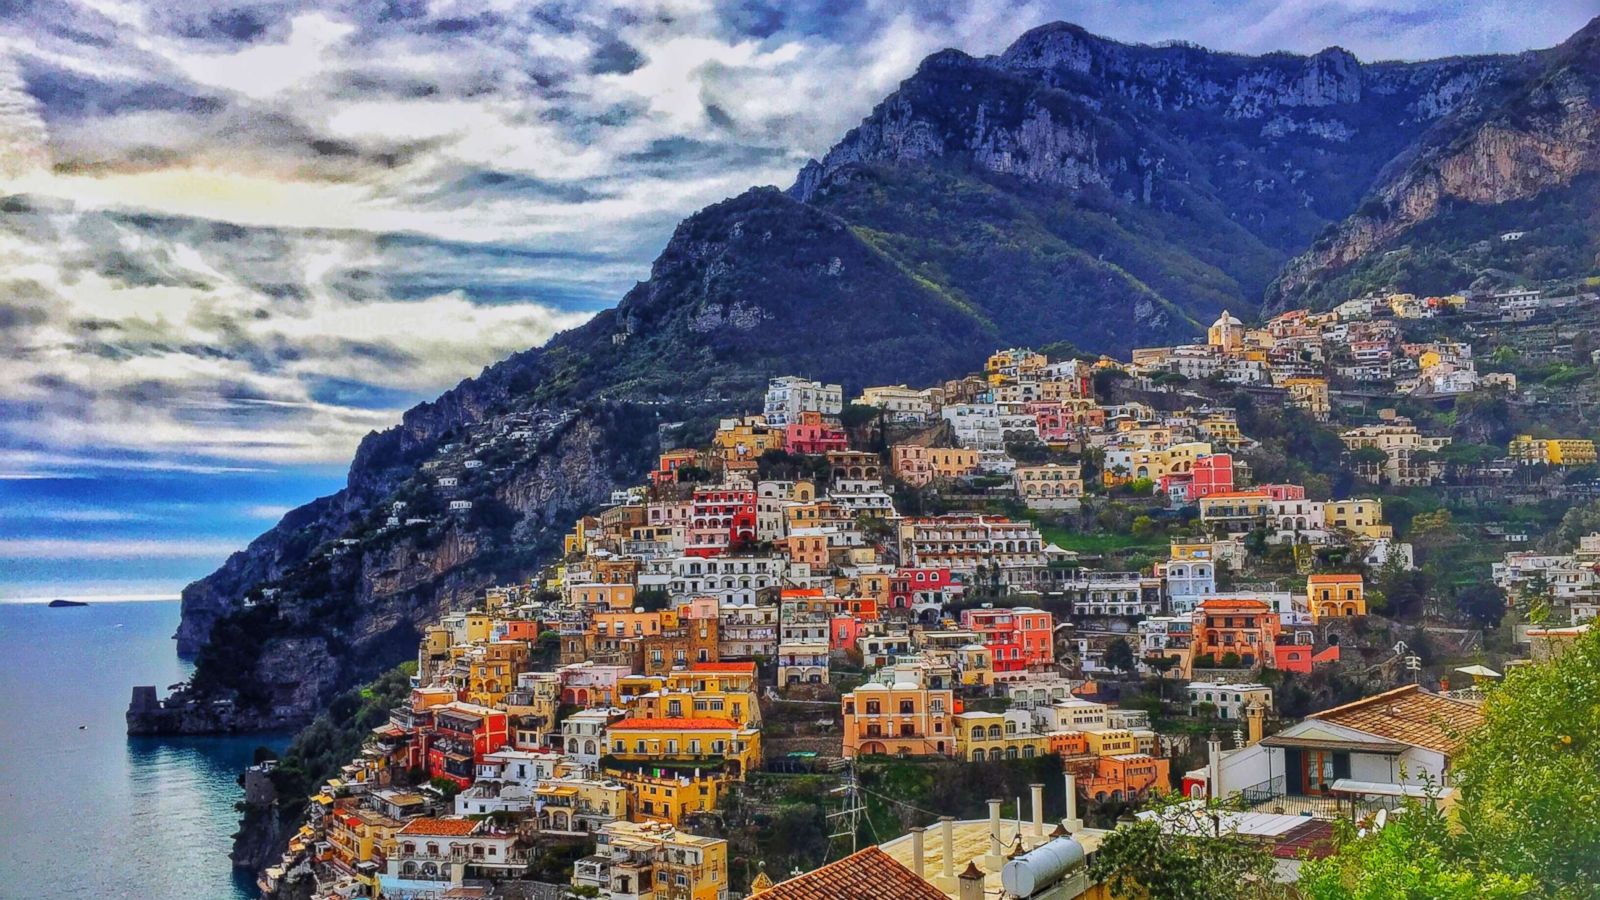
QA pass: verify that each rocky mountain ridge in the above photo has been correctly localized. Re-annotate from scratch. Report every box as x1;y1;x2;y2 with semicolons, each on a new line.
158;19;1600;736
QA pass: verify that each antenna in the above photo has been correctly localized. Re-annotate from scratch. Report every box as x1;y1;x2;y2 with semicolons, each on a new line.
826;759;867;858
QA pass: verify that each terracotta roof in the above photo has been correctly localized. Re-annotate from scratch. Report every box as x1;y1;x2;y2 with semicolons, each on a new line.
1307;573;1363;584
1270;819;1337;860
691;661;757;673
398;818;479;836
1198;598;1270;610
1308;685;1484;756
610;717;741;730
753;847;946;900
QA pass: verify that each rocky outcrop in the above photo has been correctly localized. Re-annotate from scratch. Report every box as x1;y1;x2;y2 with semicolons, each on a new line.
1272;17;1600;305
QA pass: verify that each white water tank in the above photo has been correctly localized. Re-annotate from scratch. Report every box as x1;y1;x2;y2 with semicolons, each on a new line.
1000;836;1086;897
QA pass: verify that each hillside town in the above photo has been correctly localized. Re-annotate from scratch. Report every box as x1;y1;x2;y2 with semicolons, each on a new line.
244;294;1596;900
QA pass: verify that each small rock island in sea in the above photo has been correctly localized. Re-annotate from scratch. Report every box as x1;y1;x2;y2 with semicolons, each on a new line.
47;599;89;608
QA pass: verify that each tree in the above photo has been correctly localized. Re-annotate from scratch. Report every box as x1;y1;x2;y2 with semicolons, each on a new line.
1456;583;1507;629
1299;789;1534;899
1104;637;1137;676
1454;628;1600;893
1148;655;1180;699
1089;796;1285;900
634;588;672;612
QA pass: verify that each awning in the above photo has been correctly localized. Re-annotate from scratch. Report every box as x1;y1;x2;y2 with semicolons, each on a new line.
1329;779;1456;799
1260;734;1409;754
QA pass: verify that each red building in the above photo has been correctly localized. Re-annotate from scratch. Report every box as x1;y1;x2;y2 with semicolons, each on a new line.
425;702;510;788
1259;482;1307;501
960;606;1054;676
830;615;863;653
783;411;848;455
687;487;757;557
889;567;959;615
1274;642;1341;673
1189;453;1235;500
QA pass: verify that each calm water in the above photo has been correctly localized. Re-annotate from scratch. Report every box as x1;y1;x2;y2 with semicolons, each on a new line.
0;600;287;899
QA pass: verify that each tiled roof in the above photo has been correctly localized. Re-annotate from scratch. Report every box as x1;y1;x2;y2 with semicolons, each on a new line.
610;717;740;730
1198;598;1270;609
753;847;946;900
398;818;479;836
1308;685;1484;756
1307;573;1363;584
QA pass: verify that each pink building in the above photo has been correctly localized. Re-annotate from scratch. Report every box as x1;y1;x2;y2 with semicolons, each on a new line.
1258;483;1307;501
783;411;848;455
830;615;864;653
1189;453;1235;500
960;606;1054;675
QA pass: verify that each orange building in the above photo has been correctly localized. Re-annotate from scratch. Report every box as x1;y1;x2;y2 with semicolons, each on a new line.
1191;598;1281;668
1307;573;1366;620
841;682;956;758
1079;753;1171;802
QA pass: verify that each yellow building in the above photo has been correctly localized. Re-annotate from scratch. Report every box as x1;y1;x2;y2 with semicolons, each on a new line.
1308;573;1366;620
953;711;1051;762
534;778;629;834
326;805;404;879
1014;463;1084;505
958;644;993;687
1510;435;1599;466
1198;414;1245;449
620;663;763;728
1283;377;1331;421
1207;311;1244;351
618;770;725;825
1083;729;1140;758
714;416;783;470
564;515;599;556
605;716;762;779
986;348;1048;383
580;821;728;900
1323;499;1391;538
466;641;529;707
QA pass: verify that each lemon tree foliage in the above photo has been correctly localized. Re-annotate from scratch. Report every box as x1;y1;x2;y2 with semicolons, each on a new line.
1303;627;1600;898
1454;627;1600;895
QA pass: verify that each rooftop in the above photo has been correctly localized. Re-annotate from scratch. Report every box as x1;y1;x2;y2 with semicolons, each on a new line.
397;818;480;837
1307;685;1484;756
752;847;946;900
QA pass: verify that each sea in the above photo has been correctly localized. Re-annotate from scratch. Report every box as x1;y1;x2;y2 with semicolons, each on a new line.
0;599;288;900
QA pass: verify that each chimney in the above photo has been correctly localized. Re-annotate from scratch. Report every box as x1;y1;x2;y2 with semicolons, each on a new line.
986;798;1004;868
1030;783;1045;837
958;861;985;900
1063;771;1082;831
1245;700;1265;747
941;816;956;881
909;826;926;880
1207;731;1223;800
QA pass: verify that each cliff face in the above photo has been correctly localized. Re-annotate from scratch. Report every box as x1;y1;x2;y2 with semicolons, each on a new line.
1271;18;1600;306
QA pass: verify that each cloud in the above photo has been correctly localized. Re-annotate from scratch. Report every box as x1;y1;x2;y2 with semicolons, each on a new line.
244;504;293;520
0;537;246;559
0;0;1590;484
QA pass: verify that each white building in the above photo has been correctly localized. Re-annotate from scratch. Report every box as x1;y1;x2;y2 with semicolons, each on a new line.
763;376;842;426
1187;682;1273;721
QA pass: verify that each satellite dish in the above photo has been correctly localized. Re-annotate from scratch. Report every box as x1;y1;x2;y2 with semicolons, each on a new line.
1374;808;1389;830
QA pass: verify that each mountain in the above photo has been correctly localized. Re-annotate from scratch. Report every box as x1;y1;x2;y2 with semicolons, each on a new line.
161;20;1600;731
1272;18;1600;306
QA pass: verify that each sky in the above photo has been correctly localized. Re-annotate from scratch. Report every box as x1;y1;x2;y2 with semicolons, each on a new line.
1;0;1593;600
